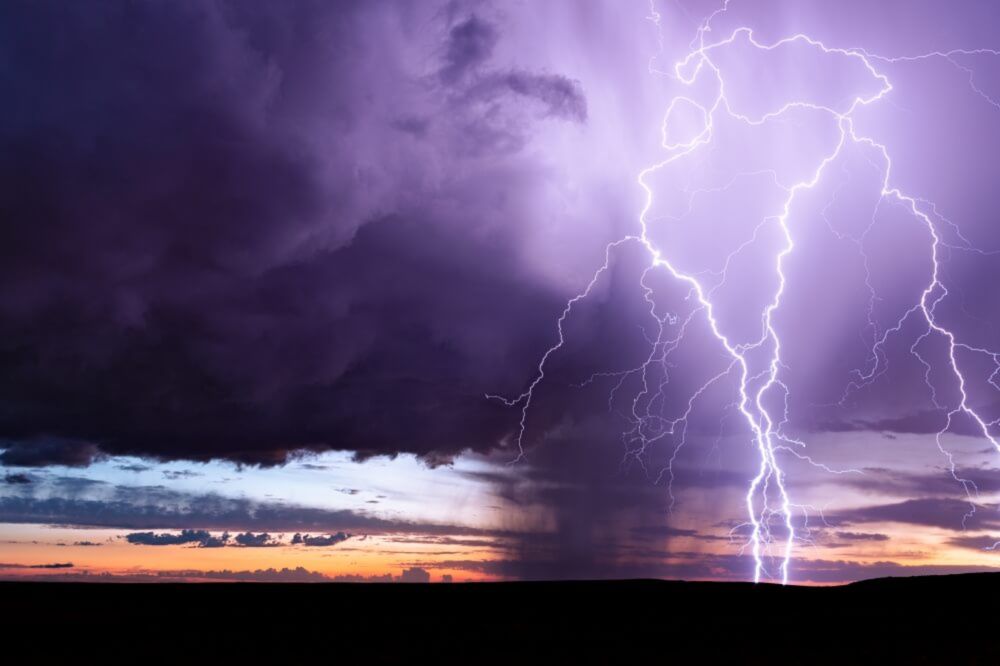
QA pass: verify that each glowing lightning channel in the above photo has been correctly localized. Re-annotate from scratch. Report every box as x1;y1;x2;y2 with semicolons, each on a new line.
491;2;1000;583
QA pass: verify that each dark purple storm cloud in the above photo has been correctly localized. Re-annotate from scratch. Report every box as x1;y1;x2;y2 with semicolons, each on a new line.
0;0;594;466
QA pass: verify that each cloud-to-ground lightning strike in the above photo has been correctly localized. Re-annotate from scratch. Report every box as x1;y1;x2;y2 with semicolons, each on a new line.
491;3;1000;584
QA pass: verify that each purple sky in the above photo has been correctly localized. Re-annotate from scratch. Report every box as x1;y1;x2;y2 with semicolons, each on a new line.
2;0;1000;583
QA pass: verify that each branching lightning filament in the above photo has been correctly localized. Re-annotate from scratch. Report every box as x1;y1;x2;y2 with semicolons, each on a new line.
490;2;1000;584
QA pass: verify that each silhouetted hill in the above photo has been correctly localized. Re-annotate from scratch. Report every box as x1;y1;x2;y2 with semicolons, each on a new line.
3;575;998;663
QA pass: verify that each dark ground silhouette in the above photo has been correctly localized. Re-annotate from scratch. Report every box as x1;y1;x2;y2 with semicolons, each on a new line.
3;574;998;663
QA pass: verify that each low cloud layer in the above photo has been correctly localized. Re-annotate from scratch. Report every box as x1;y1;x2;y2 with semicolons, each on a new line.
126;529;229;548
291;532;351;547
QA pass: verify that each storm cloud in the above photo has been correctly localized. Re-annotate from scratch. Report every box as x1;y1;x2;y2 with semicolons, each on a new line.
0;1;590;467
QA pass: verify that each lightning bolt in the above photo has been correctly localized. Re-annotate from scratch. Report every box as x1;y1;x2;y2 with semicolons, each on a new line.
491;2;1000;584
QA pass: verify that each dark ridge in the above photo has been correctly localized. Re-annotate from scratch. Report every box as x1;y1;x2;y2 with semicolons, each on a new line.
2;574;999;662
